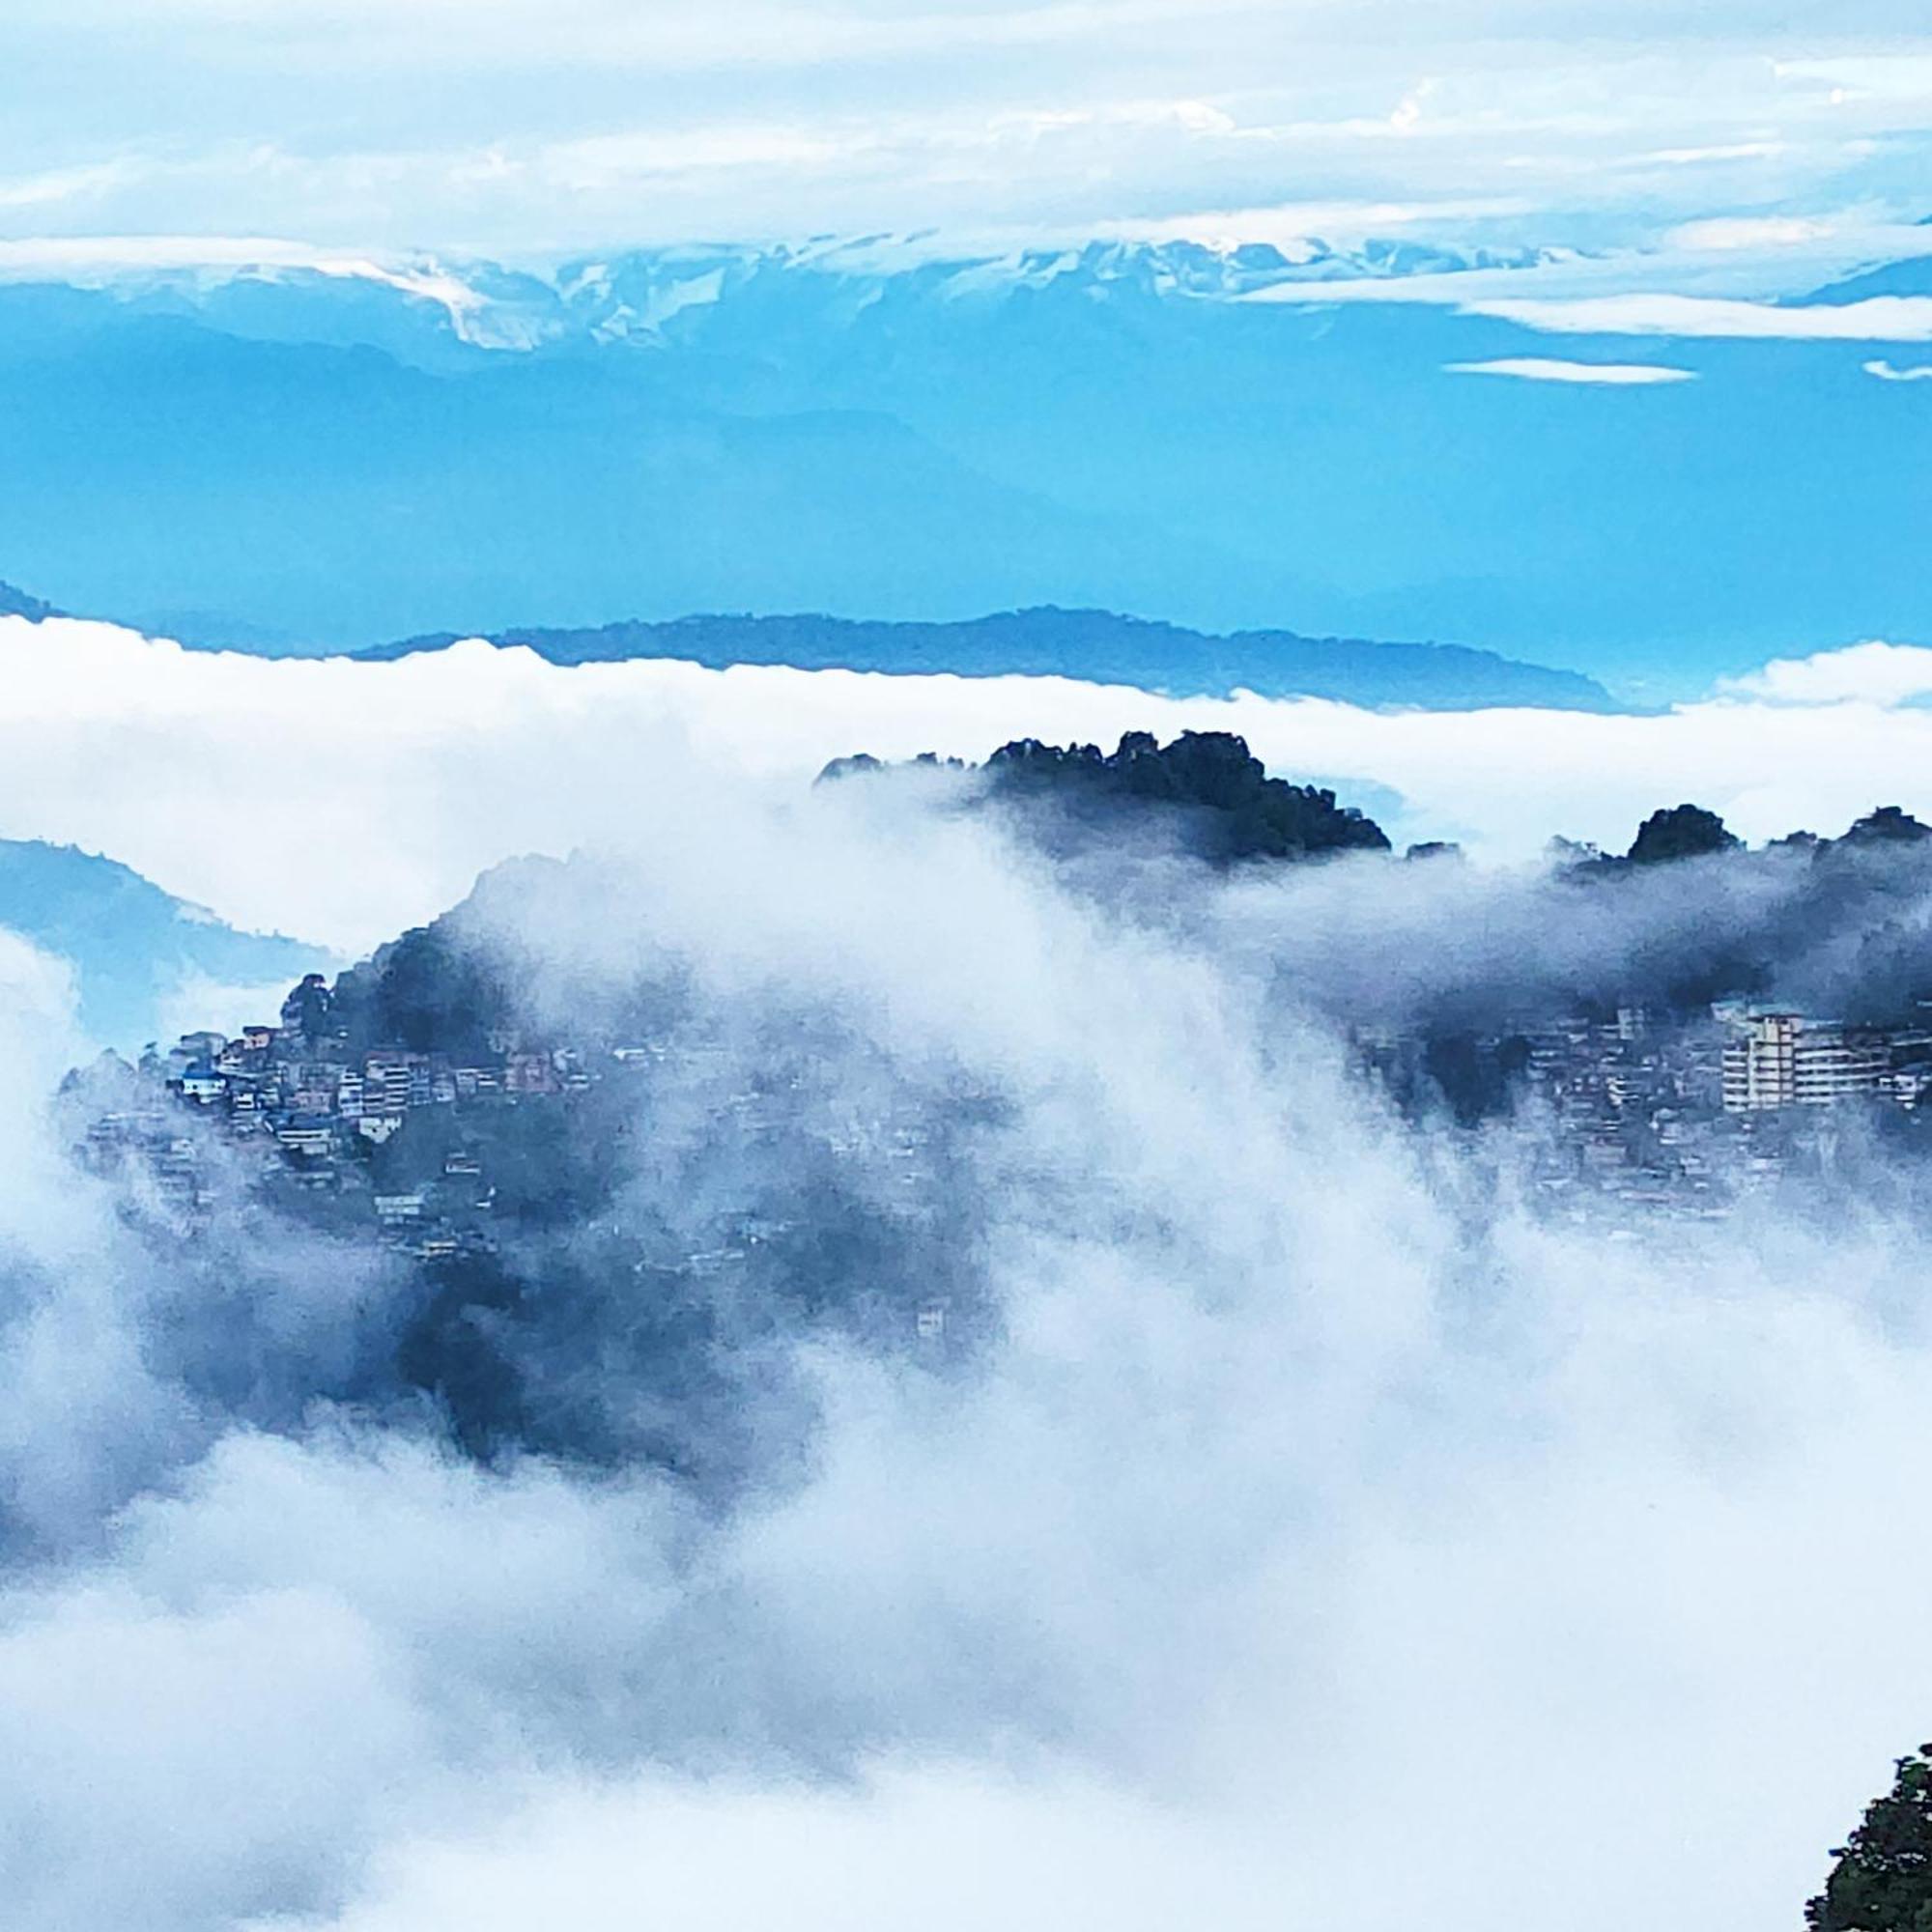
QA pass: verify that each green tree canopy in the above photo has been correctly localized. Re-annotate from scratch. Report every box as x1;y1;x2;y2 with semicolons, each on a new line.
1626;802;1740;866
1809;1746;1932;1931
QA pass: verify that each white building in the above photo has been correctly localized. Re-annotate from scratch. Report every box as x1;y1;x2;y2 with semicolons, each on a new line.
1721;1012;1800;1112
179;1063;226;1105
275;1119;333;1156
1721;1010;1888;1112
1792;1024;1889;1106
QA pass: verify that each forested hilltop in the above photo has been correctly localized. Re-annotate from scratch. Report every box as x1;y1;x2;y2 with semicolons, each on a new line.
0;577;53;621
825;728;1395;862
59;738;1932;1499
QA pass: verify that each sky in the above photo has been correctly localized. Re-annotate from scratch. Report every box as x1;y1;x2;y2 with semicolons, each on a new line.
3;0;1931;273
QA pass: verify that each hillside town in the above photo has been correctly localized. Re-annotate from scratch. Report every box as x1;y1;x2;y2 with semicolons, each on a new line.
68;957;1932;1254
70;970;954;1300
75;973;590;1251
1354;1000;1932;1217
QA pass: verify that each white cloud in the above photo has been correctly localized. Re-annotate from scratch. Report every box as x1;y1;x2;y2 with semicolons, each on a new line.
1097;197;1533;252
4;616;1932;954
150;967;340;1049
1467;292;1932;340
0;234;488;322
1640;141;1789;167
9;611;1932;1928
1232;212;1932;311
0;730;1929;1928
1664;213;1841;249
1721;638;1932;706
0;157;150;211
1865;355;1932;381
3;1;1932;263
1444;355;1696;384
1773;52;1932;103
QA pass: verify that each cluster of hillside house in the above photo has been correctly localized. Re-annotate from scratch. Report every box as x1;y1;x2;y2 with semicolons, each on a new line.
1355;1000;1932;1216
75;974;950;1299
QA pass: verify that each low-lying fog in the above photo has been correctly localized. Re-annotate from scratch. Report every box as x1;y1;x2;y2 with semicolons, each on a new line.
6;613;1932;954
1;614;1930;1928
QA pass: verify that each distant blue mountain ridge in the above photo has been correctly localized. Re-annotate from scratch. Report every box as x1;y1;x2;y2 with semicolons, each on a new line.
359;607;1617;710
0;234;1924;685
0;838;327;1049
0;579;53;622
2;571;1616;709
1804;256;1932;303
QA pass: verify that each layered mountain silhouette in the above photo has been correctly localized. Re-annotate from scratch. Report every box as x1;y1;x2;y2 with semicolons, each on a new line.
0;240;1923;677
361;608;1614;710
0;579;54;621
0;839;327;1047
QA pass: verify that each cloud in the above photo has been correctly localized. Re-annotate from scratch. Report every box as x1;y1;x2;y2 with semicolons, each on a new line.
150;967;339;1050
1444;355;1695;384
1865;355;1932;381
11;616;1932;956
1773;52;1932;103
1721;639;1932;706
0;157;150;211
5;0;1932;262
1665;213;1844;250
3;727;1932;1929
10;19;1932;1922
1097;197;1533;250
1641;142;1790;168
1466;292;1932;340
0;233;490;320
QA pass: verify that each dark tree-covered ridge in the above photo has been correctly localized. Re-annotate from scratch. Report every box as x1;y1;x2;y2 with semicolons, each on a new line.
985;729;1392;861
1627;802;1741;866
825;729;1392;863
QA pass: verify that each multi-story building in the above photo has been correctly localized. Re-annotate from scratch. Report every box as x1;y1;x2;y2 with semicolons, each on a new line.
1721;1011;1888;1112
1792;1024;1889;1106
1722;1012;1801;1112
363;1055;414;1114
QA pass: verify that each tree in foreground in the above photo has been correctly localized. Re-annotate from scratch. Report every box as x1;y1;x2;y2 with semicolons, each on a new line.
1808;1746;1932;1930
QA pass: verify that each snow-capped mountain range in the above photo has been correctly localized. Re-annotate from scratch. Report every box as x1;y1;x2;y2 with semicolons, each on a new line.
0;230;1924;685
545;237;1577;348
7;234;1576;361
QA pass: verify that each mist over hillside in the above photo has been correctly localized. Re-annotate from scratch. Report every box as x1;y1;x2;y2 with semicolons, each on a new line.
60;735;1932;1509
14;730;1932;1927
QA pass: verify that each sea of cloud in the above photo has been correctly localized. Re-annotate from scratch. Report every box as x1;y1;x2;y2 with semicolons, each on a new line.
0;619;1930;1927
5;614;1932;962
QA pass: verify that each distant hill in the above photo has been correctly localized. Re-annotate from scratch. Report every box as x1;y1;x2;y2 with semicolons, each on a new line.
892;727;1393;859
0;840;327;1047
0;579;54;622
0;238;1927;680
360;608;1615;711
0;567;1609;708
1806;251;1932;304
